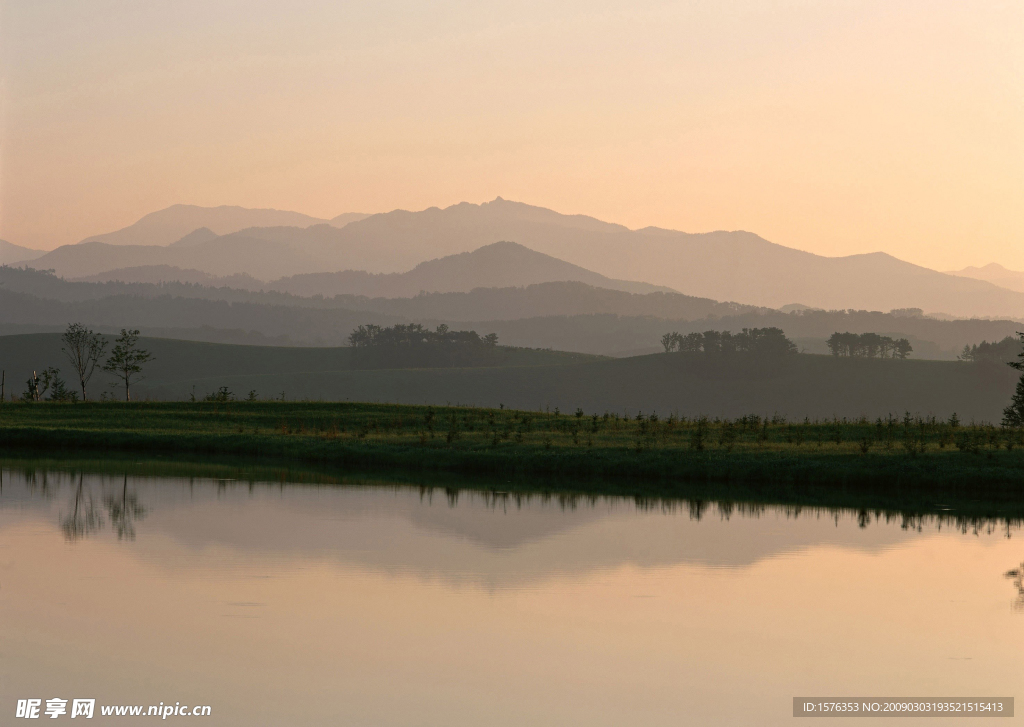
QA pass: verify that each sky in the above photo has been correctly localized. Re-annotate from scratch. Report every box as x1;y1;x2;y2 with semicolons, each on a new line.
1;0;1021;270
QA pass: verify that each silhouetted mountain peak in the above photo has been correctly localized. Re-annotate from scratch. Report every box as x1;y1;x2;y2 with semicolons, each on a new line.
0;239;46;265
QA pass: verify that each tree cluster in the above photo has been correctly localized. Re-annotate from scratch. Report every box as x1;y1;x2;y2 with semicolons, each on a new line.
960;336;1021;364
825;332;912;359
11;324;153;403
348;323;498;349
661;327;798;357
348;323;500;368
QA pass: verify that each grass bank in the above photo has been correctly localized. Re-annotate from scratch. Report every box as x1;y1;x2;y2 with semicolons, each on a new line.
4;401;1024;513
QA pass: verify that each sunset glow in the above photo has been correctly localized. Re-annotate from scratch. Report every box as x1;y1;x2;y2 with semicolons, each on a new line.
2;0;1021;270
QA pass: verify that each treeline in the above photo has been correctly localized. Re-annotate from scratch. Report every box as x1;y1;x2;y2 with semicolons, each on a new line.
960;335;1022;364
826;332;912;359
6;323;154;403
348;323;501;368
661;327;797;357
348;323;498;348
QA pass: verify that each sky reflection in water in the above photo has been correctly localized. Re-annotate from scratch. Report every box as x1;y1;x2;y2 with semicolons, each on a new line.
1;466;1022;726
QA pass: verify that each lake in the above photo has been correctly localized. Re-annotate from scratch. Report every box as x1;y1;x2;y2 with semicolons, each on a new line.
1;461;1022;725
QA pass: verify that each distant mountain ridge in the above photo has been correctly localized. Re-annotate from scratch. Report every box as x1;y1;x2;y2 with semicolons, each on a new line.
947;263;1024;294
1;240;46;265
260;241;675;297
4;266;1019;359
70;241;673;297
78;204;370;247
19;197;1024;318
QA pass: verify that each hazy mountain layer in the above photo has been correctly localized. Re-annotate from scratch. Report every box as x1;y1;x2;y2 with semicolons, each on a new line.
41;198;1024;318
77;204;369;247
33;235;326;280
0;265;760;323
947;263;1024;294
0;240;45;265
76;264;263;288
267;241;676;296
2;266;1020;357
316;198;1024;318
58;240;671;296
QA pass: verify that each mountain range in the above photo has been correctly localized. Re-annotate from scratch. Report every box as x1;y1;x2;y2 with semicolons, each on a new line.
78;204;369;246
946;263;1024;294
10;198;1024;319
1;240;46;265
77;241;674;297
2;265;1019;358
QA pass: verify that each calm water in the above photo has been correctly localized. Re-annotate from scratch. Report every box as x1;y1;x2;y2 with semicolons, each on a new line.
1;464;1022;726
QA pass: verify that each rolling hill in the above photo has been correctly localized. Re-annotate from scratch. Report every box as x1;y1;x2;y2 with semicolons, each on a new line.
2;266;1020;357
0;333;1015;422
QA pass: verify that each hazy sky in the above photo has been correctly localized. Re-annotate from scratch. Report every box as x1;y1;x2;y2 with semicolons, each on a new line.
1;0;1021;270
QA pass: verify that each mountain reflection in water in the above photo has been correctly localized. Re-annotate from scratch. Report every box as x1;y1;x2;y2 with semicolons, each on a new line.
1;463;1022;727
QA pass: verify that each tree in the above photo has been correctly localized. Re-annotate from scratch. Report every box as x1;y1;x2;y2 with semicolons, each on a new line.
894;338;913;360
23;367;59;402
61;323;107;401
46;371;78;402
102;329;153;402
1002;333;1024;427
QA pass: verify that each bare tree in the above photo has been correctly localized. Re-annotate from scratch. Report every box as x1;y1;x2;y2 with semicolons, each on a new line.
61;323;107;401
102;329;153;401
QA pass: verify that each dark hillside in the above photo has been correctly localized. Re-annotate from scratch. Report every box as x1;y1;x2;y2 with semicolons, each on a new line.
0;334;601;401
0;334;1014;421
459;311;1024;359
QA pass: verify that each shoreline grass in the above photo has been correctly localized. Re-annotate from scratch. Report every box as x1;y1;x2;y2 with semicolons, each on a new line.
3;401;1024;512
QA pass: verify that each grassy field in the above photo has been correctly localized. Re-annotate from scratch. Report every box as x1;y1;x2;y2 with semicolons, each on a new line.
4;401;1024;513
1;333;1017;420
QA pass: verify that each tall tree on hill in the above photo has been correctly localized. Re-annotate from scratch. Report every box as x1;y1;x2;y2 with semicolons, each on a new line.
1001;333;1024;427
102;329;153;402
61;323;107;401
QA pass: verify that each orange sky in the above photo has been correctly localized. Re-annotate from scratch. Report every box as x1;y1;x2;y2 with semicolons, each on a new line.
1;1;1021;270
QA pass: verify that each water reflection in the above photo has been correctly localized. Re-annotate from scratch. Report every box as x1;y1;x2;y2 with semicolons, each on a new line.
2;461;1023;727
103;473;146;540
1;462;1021;581
59;473;104;541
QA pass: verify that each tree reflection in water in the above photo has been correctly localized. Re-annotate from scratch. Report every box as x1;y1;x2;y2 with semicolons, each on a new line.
60;473;104;541
104;473;146;540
